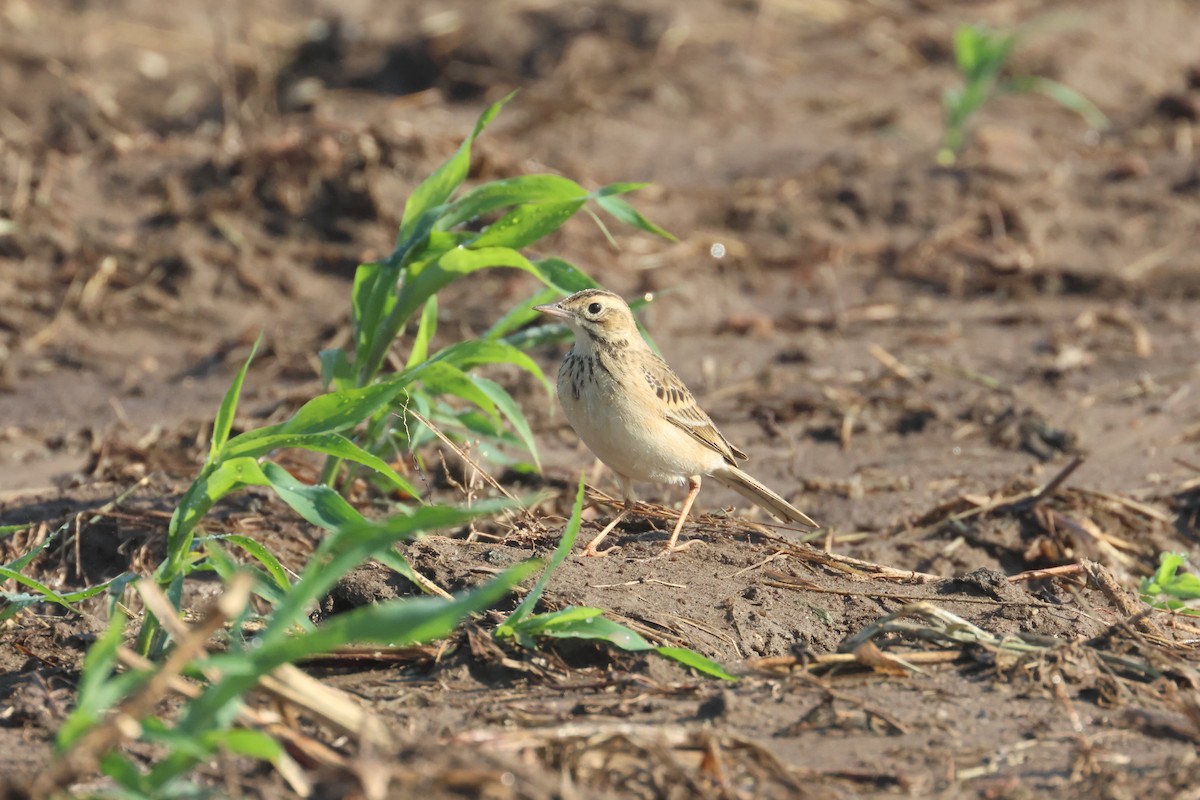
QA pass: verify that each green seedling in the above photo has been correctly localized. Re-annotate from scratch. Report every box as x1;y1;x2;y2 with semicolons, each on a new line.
1140;552;1200;615
58;559;537;796
319;92;673;483
938;22;1108;166
495;477;737;681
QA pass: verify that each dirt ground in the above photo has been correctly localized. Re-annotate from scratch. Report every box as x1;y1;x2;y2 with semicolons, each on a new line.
4;0;1200;797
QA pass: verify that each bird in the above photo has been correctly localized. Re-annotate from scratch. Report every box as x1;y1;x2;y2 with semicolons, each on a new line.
534;288;818;556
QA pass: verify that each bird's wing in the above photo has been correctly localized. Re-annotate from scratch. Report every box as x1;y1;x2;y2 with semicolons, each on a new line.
639;353;747;465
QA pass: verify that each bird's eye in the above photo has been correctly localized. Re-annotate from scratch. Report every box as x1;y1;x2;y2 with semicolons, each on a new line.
587;302;603;315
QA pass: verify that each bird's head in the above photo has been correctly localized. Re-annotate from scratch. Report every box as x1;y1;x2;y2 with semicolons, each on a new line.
534;289;640;344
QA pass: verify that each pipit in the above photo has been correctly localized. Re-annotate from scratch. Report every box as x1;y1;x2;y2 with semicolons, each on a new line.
535;289;817;556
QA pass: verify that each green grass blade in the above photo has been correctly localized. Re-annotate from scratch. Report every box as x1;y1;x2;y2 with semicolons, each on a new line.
207;534;291;591
352;261;399;373
437;174;589;230
469;198;587;250
397;91;515;246
265;561;539;663
653;647;738;681
4;519;66;571
518;607;738;681
526;610;651;647
276;379;420;436
99;752;150;794
429;339;550;394
952;24;985;76
224;432;421;498
0;576;137;624
484;287;560;341
592;181;651;197
168;556;532;768
209;335;262;461
594;194;676;241
202;728;283;762
319;346;354;390
468;375;540;469
58;614;127;748
1013;75;1109;129
415;362;499;420
263;500;516;644
199;539;288;609
498;476;584;634
406;295;439;368
0;565;80;612
258;461;368;531
163;458;270;579
531;256;604;293
0;522;30;538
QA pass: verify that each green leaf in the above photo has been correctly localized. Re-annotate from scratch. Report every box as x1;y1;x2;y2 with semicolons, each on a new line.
209;335;262;461
277;380;418;436
223;432;420;498
953;24;985;75
207;534;291;592
352;261;399;373
406;295;439;368
262;500;519;645
204;727;283;761
413;362;499;420
0;565;78;612
267;561;540;662
531;256;604;293
469;198;587;250
258;461;368;531
58;614;127;748
483;255;606;341
469;375;541;468
99;752;148;792
0;522;30;538
437;174;589;231
498;476;584;635
652;646;738;681
164;458;270;578
199;539;288;610
397;91;515;247
518;606;738;681
1010;75;1109;129
167;556;532;772
319;347;354;390
393;246;539;333
430;338;550;394
529;609;651;647
484;287;561;341
4;519;66;571
594;193;676;241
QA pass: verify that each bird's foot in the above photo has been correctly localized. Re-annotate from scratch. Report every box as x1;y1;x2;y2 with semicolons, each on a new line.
583;542;621;558
654;538;705;558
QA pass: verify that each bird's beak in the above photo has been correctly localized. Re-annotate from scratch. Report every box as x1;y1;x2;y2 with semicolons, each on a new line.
533;302;570;320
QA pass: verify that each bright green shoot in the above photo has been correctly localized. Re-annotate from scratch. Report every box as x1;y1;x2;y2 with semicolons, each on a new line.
320;92;673;483
138;338;444;656
495;477;737;681
1140;552;1200;615
938;23;1108;166
59;559;537;797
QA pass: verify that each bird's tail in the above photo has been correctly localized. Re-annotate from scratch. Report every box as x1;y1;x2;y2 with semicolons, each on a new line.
709;466;819;528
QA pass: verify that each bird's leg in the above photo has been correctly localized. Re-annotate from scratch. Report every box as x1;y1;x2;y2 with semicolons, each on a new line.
583;474;636;557
664;476;702;554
